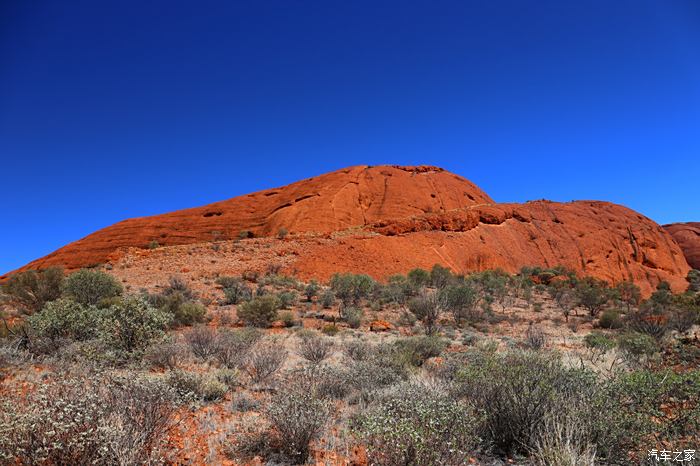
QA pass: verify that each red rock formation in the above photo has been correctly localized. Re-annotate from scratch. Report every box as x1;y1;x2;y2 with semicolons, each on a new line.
664;222;700;270
8;165;491;274
4;165;691;296
290;201;690;295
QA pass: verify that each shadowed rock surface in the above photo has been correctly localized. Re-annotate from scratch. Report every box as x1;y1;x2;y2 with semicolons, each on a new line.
664;222;700;270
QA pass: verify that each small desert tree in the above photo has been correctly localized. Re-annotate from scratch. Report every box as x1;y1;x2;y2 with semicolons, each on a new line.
408;289;443;335
615;281;641;312
575;278;611;317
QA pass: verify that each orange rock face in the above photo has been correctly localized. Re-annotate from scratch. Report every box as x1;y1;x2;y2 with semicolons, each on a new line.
5;165;691;296
9;165;491;274
290;201;690;296
664;223;700;270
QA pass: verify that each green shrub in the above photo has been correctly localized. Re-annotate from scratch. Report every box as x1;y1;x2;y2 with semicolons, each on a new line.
145;288;206;328
393;335;447;367
237;295;280;327
598;309;623;329
199;378;228;402
304;280;320;301
279;310;295;327
98;297;171;354
343;306;363;328
583;331;616;356
28;298;100;343
63;269;123;306
1;267;64;313
453;349;589;456
407;290;442;334
217;276;252;305
330;273;375;306
430;264;453;289
173;301;207;326
0;373;175;465
407;268;430;289
321;324;339;336
277;291;297;309
319;289;335;308
617;332;659;367
575;278;611;317
352;382;478;466
440;283;479;325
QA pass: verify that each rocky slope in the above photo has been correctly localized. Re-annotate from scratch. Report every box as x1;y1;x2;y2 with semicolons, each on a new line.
664;222;700;270
5;165;691;294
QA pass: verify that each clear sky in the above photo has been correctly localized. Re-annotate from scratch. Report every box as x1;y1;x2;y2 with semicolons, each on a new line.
1;0;699;274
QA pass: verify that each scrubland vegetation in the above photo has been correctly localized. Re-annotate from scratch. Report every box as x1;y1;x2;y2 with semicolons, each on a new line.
1;263;699;465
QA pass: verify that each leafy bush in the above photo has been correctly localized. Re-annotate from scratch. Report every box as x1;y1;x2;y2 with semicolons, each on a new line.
583;331;616;362
407;268;430;289
167;369;204;401
319;289;335;308
63;269;123;306
330;273;375;306
598;309;623;329
430;264;453;289
575;278;611;317
237;295;280;327
453;349;589;455
199;378;228;402
321;323;339;336
298;333;334;364
1;267;64;313
304;280;320;301
166;369;227;402
0;373;175;465
440;283;479;325
347;345;409;402
143;281;206;328
28;298;100;343
217;276;253;305
29;296;169;357
98;297;171;355
352;382;479;466
617;332;659;367
452;348;652;462
265;388;331;464
277;290;297;309
407;290;443;334
172;301;207;326
343;306;363;328
393;335;447;367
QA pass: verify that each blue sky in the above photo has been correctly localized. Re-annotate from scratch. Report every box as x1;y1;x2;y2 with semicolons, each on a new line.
1;0;699;274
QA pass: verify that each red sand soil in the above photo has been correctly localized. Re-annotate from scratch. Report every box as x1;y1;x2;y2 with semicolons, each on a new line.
664;222;700;270
4;165;691;295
